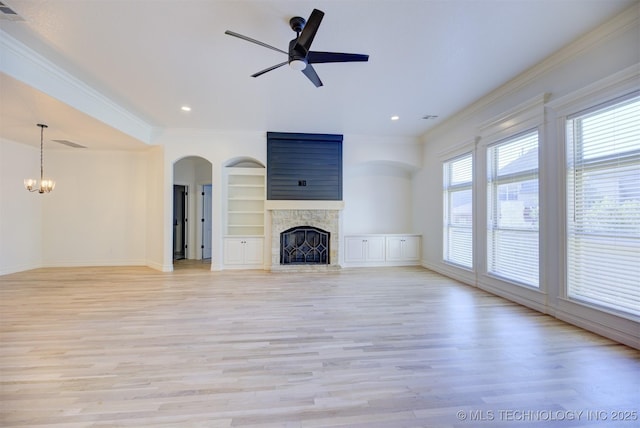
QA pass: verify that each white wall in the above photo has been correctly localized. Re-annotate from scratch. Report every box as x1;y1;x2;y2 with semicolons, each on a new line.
0;139;43;274
342;134;421;234
343;161;414;234
41;149;148;267
416;7;639;347
145;146;166;271
0;139;152;273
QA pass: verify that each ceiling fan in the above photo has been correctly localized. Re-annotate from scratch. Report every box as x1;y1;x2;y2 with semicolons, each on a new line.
225;8;369;87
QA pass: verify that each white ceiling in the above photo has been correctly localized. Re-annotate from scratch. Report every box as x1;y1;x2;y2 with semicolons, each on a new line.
0;0;635;151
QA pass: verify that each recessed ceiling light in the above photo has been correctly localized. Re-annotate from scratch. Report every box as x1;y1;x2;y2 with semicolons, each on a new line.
181;106;192;112
390;115;400;121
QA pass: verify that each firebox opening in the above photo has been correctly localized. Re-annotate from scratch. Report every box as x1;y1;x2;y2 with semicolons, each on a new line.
280;226;330;265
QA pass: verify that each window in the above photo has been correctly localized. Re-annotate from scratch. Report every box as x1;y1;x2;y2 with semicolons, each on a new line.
443;153;473;268
487;131;539;287
566;93;640;317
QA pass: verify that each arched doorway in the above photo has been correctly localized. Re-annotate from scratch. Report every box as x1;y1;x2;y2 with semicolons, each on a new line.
173;156;213;268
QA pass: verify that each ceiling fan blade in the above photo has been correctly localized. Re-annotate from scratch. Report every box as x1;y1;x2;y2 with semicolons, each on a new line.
308;51;369;64
224;30;288;55
295;9;324;55
301;64;323;87
251;61;288;78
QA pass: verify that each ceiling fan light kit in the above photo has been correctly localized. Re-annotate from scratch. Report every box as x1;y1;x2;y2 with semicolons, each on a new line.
289;59;307;71
225;9;368;87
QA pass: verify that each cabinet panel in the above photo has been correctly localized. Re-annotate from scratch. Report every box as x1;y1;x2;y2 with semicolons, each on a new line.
344;237;367;262
385;237;404;261
223;237;264;268
243;238;264;265
344;236;385;264
223;239;245;265
366;237;386;262
386;236;421;262
344;234;421;267
401;236;421;260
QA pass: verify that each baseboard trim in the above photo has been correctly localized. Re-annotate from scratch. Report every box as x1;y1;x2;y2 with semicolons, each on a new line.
0;262;42;276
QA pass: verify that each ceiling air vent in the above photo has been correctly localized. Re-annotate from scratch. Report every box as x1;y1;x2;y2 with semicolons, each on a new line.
0;2;24;21
53;139;87;149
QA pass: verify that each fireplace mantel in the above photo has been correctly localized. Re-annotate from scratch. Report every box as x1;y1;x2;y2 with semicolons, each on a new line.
265;200;345;211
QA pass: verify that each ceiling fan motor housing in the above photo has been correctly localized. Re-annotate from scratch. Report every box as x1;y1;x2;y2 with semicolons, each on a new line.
288;16;309;69
289;16;306;34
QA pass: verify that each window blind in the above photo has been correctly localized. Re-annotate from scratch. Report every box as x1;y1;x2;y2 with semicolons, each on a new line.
443;153;473;268
487;130;539;287
566;93;640;317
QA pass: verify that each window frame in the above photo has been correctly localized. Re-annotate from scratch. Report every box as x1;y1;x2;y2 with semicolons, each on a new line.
476;93;547;294
548;64;640;325
443;152;474;269
564;91;640;318
486;128;541;288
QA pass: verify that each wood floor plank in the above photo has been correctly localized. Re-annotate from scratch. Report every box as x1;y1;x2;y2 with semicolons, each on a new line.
1;265;638;427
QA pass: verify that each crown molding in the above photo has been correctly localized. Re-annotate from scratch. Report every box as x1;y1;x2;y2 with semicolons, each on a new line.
547;63;640;115
423;3;639;142
477;93;550;140
0;30;153;144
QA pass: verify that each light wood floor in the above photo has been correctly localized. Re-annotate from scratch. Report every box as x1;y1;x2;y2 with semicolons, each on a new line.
1;265;638;427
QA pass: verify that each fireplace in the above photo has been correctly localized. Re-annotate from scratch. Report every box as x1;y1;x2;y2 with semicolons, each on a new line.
281;226;329;265
266;200;343;272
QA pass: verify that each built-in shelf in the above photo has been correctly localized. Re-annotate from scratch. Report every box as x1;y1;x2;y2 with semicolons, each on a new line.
225;167;265;237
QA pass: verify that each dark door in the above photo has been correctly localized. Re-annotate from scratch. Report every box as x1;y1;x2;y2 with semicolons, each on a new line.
173;185;187;260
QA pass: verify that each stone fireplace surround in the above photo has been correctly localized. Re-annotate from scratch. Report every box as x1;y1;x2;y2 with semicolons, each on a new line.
265;200;344;272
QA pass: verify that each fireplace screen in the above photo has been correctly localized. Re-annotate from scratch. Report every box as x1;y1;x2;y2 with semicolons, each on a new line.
280;226;330;265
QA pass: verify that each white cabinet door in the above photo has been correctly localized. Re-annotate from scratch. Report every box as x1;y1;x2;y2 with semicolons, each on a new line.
401;236;421;261
386;236;421;262
243;238;264;265
366;237;386;262
344;236;385;264
223;238;245;265
385;237;404;261
344;237;367;263
345;235;420;266
224;237;264;267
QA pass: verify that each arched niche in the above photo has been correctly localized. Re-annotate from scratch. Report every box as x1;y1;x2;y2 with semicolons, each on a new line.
224;156;265;168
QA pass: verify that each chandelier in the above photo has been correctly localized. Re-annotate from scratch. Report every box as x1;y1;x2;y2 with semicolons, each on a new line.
24;123;55;193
